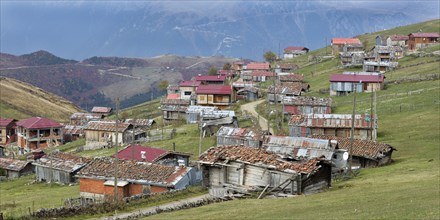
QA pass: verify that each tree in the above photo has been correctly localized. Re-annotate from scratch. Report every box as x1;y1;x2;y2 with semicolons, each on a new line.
223;62;232;70
208;66;218;75
264;51;277;63
158;80;169;91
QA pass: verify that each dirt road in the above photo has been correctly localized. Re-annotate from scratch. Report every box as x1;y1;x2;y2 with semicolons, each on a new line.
240;99;273;134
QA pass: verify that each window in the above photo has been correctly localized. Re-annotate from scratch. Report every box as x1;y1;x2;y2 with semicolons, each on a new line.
184;91;192;96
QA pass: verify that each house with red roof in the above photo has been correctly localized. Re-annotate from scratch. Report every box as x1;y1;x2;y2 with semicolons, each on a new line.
195;75;226;85
114;144;191;166
387;35;409;46
283;46;309;59
16;117;63;151
0;118;17;147
408;32;439;50
329;72;384;96
196;85;235;110
244;62;270;71
331;38;362;55
251;71;277;82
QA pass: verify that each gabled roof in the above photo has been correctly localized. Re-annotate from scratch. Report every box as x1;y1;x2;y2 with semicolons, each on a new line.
252;71;276;77
195;75;226;82
115;144;190;163
409;32;440;38
63;124;84;135
124;119;155;127
70;112;103;121
313;135;395;160
278;63;299;70
76;157;192;187
216;126;260;141
0;118;15;127
279;74;304;82
16;117;62;129
91;106;112;113
198;145;325;174
330;74;384;83
331;38;362;45
289;114;372;129
267;82;307;95
284;46;309;52
83;120;131;132
388;35;409;41
246;62;270;70
179;80;201;87
0;158;31;172
33;151;90;172
196;85;232;95
283;96;332;107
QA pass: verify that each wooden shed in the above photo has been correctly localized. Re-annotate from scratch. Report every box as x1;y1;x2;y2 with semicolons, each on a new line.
0;158;34;179
216;126;262;148
283;96;332;116
198;146;332;196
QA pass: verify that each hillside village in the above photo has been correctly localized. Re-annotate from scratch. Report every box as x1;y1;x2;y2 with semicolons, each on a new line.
0;20;439;219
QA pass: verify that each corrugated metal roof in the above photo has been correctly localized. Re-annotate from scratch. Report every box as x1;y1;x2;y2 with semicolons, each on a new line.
268;82;307;95
246;62;270;70
179;80;201;87
186;105;219;113
312;135;395;160
264;136;334;160
389;35;409;41
0;118;15;127
331;38;362;45
33;151;90;172
279;74;304;82
409;32;440;38
76;157;191;186
198;146;324;174
284;46;308;52
70;112;103;120
63;124;84;135
115;144;190;163
252;71;276;77
91;107;112;113
196;85;232;95
124;119;155;127
283;96;332;107
83;120;131;132
330;74;384;83
16;117;62;129
289;114;372;129
0;158;31;171
216;126;259;141
195;75;226;82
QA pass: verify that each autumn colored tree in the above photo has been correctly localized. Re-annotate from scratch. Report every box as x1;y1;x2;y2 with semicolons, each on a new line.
264;51;277;63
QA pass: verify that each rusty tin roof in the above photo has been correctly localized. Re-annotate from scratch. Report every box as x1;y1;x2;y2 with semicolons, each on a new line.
33;151;90;172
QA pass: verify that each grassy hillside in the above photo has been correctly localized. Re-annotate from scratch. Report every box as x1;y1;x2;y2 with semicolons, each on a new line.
0;77;82;122
144;19;440;219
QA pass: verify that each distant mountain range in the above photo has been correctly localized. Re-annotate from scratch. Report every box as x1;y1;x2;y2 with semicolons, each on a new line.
0;51;235;109
1;1;438;60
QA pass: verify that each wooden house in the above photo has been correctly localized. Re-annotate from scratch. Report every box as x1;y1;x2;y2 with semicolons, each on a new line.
329;73;384;96
195;75;227;85
275;63;299;73
251;71;277;82
283;46;309;59
185;106;219;124
363;60;398;73
33;151;90;184
196;85;235;110
16;117;63;152
91;106;113;116
160;95;190;120
408;32;439;50
236;87;259;101
313;135;395;168
267;82;309;103
375;35;388;46
166;84;180;95
114;144;191;167
386;35;409;46
0;118;16;147
62;124;84;142
124;119;156;129
179;80;201;103
198;146;332;196
216;126;262;148
289;114;376;140
76;157;198;199
283;96;332;116
0;158;34;178
70;112;103;126
370;45;404;62
331;38;362;55
263;136;335;160
83;120;138;149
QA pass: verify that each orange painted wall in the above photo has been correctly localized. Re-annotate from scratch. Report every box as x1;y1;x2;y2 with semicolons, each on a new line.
151;185;168;193
80;178;169;198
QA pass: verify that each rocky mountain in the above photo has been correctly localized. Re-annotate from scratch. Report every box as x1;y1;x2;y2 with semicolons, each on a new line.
1;1;438;60
0;51;235;109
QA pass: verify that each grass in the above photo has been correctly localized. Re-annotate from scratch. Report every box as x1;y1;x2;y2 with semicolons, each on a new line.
0;175;79;218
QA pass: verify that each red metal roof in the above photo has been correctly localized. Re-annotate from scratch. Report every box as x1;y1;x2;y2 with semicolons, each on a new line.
115;144;168;162
409;32;440;38
166;93;181;100
252;71;276;77
246;62;270;70
196;85;232;95
179;80;201;87
195;75;226;82
331;38;362;45
330;74;384;83
284;46;309;52
389;35;409;41
91;106;112;113
0;118;15;127
16;117;62;129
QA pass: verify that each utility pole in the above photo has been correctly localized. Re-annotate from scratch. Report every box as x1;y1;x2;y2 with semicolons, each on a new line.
370;87;374;140
114;97;120;202
131;116;136;161
349;81;359;175
373;90;377;141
